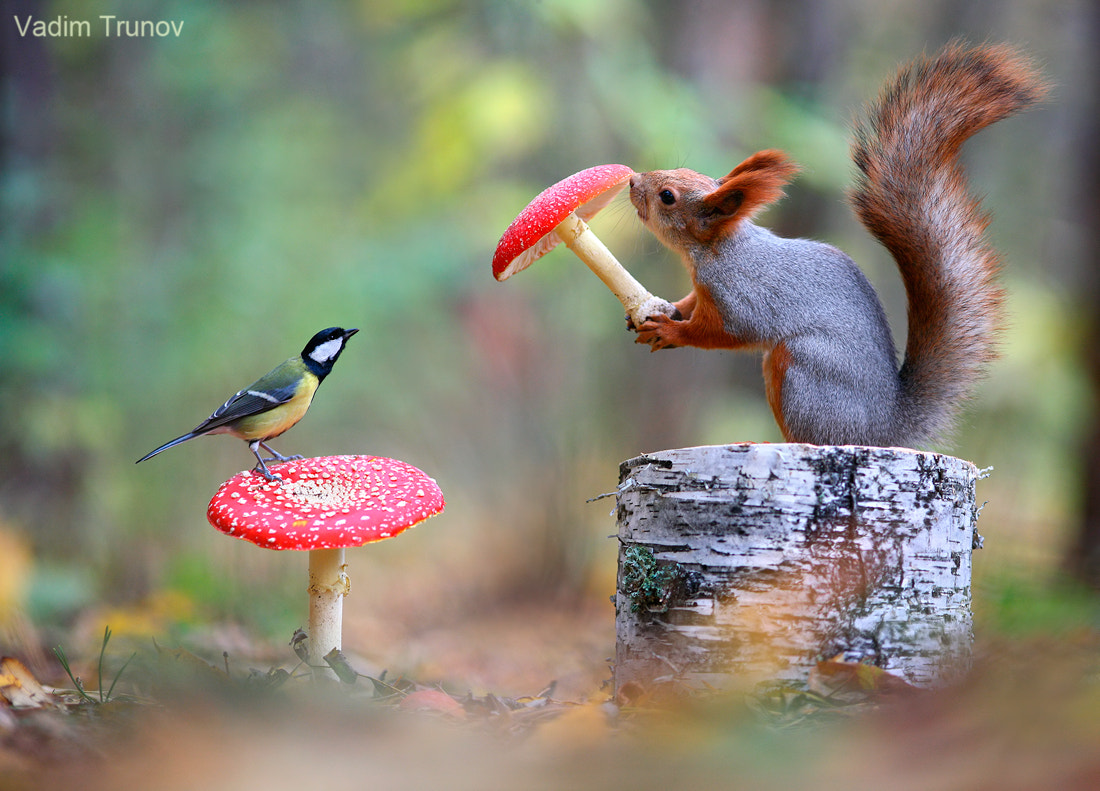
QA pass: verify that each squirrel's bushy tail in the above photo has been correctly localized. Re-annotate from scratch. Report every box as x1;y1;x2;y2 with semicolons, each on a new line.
850;42;1047;445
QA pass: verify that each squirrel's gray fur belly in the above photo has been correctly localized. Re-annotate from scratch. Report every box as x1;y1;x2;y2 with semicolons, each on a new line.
696;223;904;445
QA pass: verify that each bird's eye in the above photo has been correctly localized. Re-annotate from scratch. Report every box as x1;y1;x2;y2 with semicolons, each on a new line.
659;189;676;205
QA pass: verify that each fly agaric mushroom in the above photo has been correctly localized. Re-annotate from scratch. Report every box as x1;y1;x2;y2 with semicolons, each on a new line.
492;164;676;327
207;455;444;680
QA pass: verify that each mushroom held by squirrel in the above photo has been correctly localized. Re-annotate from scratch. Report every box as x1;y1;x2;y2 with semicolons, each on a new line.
491;47;1044;450
492;164;676;329
207;455;444;681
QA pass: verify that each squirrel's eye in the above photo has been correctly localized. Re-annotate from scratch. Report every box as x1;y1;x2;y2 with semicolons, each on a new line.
659;189;676;205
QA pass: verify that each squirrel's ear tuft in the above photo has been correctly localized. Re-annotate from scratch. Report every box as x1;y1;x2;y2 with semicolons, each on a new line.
723;149;800;183
699;150;800;240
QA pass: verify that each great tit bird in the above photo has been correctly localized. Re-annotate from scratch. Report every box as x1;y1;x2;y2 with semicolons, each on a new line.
137;327;358;480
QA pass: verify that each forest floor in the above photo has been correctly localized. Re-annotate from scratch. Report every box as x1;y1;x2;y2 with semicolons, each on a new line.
3;591;1100;791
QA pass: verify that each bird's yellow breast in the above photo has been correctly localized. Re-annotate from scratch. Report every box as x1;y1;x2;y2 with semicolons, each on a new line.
230;378;317;441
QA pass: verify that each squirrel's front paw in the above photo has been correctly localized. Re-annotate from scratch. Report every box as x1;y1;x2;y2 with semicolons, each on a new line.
634;314;679;351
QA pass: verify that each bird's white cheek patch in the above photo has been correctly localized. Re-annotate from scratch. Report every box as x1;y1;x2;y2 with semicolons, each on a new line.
309;338;343;364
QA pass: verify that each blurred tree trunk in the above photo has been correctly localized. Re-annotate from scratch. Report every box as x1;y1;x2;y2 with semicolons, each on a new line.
1069;5;1100;588
0;0;89;557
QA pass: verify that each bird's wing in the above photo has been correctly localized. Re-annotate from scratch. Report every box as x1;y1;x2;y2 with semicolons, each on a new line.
193;376;300;433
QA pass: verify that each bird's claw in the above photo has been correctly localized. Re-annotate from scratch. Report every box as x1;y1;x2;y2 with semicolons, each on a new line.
252;464;282;482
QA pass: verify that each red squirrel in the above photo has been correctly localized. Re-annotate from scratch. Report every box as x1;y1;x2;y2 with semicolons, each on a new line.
628;43;1047;448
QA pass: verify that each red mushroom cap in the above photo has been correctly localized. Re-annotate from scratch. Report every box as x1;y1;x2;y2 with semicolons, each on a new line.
492;163;634;281
206;455;444;551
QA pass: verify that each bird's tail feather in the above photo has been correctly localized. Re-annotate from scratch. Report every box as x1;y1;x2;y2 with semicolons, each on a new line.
135;432;199;464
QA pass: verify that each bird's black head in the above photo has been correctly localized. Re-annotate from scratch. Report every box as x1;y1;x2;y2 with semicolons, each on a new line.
302;326;358;378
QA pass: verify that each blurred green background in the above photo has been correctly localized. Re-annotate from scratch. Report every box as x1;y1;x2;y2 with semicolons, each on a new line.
2;0;1097;683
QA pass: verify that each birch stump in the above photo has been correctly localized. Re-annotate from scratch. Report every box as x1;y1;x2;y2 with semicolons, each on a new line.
613;443;982;697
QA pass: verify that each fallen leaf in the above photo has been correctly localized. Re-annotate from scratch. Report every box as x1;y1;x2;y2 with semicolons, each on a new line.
810;656;918;699
0;656;59;709
398;688;466;719
322;648;359;684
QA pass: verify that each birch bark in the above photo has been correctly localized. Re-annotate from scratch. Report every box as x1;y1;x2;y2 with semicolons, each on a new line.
613;443;981;696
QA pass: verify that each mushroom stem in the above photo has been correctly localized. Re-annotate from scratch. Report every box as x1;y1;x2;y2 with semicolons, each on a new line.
307;547;348;680
552;212;675;326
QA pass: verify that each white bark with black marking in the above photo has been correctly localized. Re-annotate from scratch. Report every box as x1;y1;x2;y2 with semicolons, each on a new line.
613;443;981;696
